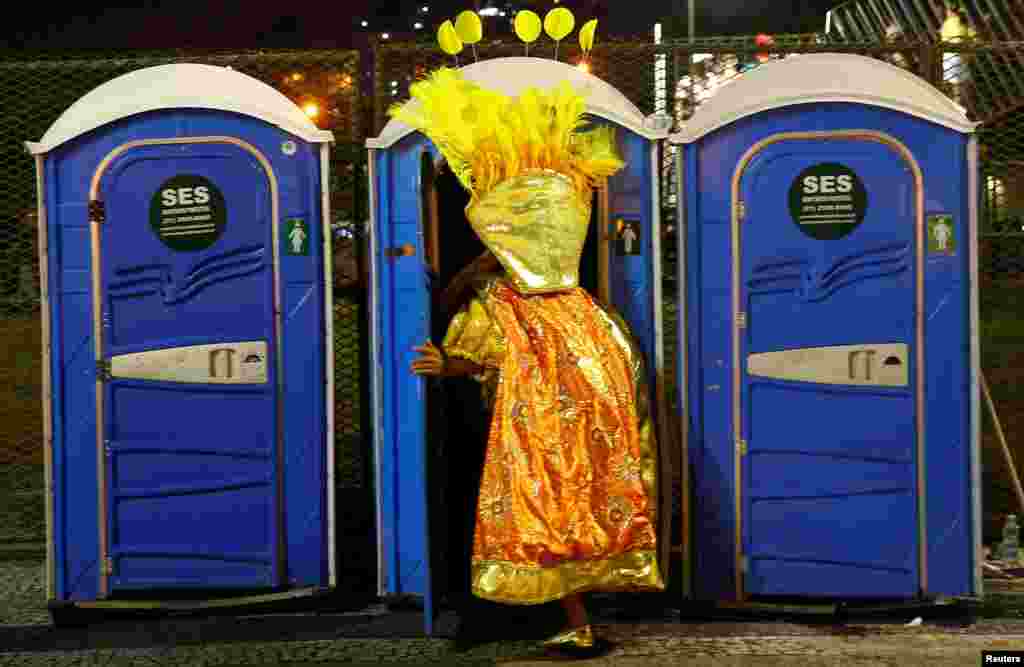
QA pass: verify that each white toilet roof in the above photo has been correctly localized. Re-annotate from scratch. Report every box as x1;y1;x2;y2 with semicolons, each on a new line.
27;63;334;155
669;52;977;144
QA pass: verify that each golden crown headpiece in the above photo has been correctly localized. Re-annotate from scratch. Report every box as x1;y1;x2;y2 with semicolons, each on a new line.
387;8;621;293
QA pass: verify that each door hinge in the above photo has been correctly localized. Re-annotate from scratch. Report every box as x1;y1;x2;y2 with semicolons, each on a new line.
736;199;746;221
96;360;111;382
736;438;748;457
736;312;748;330
102;555;114;576
89;200;106;225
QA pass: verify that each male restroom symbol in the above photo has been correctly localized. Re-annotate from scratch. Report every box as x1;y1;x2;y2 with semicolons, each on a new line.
617;220;640;256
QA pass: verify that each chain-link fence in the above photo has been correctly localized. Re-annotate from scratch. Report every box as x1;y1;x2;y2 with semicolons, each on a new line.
0;50;368;572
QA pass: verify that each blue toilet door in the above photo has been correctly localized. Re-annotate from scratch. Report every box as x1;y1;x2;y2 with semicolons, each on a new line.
96;139;281;592
736;134;921;598
371;134;435;632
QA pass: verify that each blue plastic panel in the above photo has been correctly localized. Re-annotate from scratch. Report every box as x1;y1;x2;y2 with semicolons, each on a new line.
177;111;328;589
100;142;279;590
607;131;656;378
372;134;433;626
684;103;974;601
739;137;918;597
45;109;328;600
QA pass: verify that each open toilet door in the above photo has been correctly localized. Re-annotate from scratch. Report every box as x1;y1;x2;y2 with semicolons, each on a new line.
369;132;440;631
368;58;674;635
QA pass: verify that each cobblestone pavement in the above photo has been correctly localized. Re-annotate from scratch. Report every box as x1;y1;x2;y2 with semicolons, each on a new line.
1;625;1023;666
0;560;47;627
6;560;1024;665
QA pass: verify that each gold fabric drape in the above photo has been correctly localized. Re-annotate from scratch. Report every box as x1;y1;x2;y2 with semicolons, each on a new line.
443;276;664;605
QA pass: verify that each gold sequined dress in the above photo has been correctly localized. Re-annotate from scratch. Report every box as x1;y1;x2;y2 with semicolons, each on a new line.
440;175;664;606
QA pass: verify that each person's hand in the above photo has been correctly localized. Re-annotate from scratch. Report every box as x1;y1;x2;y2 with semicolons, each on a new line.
411;340;446;376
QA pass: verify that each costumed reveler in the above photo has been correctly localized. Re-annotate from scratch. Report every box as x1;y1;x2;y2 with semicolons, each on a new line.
399;67;665;651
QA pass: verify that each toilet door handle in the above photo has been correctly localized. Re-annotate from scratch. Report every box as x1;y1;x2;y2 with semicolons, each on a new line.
385;243;416;259
848;349;876;381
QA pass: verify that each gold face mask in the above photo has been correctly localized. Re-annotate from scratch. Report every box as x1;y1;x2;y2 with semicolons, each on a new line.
466;170;590;295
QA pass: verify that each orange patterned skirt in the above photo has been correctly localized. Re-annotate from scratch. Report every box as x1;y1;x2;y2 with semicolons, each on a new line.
443;276;664;605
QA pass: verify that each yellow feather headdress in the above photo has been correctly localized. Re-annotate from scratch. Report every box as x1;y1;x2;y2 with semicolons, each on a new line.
387;67;625;203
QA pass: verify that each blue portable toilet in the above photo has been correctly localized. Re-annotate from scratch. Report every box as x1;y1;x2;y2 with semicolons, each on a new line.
26;64;338;611
366;57;674;634
670;53;982;603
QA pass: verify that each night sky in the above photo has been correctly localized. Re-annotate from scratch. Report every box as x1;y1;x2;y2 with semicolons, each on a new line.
7;1;844;50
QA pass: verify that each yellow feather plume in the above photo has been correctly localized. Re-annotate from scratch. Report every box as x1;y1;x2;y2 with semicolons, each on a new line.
387;67;625;202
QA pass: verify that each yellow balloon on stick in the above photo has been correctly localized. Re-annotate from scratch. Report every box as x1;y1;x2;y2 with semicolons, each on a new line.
438;20;464;64
455;10;483;61
514;10;542;56
579;19;597;54
544;7;576;61
578;18;597;68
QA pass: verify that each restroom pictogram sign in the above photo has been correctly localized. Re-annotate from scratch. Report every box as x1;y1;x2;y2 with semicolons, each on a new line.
616;220;641;256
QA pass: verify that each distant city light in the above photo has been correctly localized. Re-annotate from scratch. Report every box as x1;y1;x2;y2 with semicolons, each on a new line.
360;20;368;27
381;32;390;39
414;21;424;29
303;103;319;118
479;7;500;16
421;5;430;12
499;10;506;16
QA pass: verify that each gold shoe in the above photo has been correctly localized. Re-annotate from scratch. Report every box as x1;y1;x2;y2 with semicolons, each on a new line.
542;624;594;649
